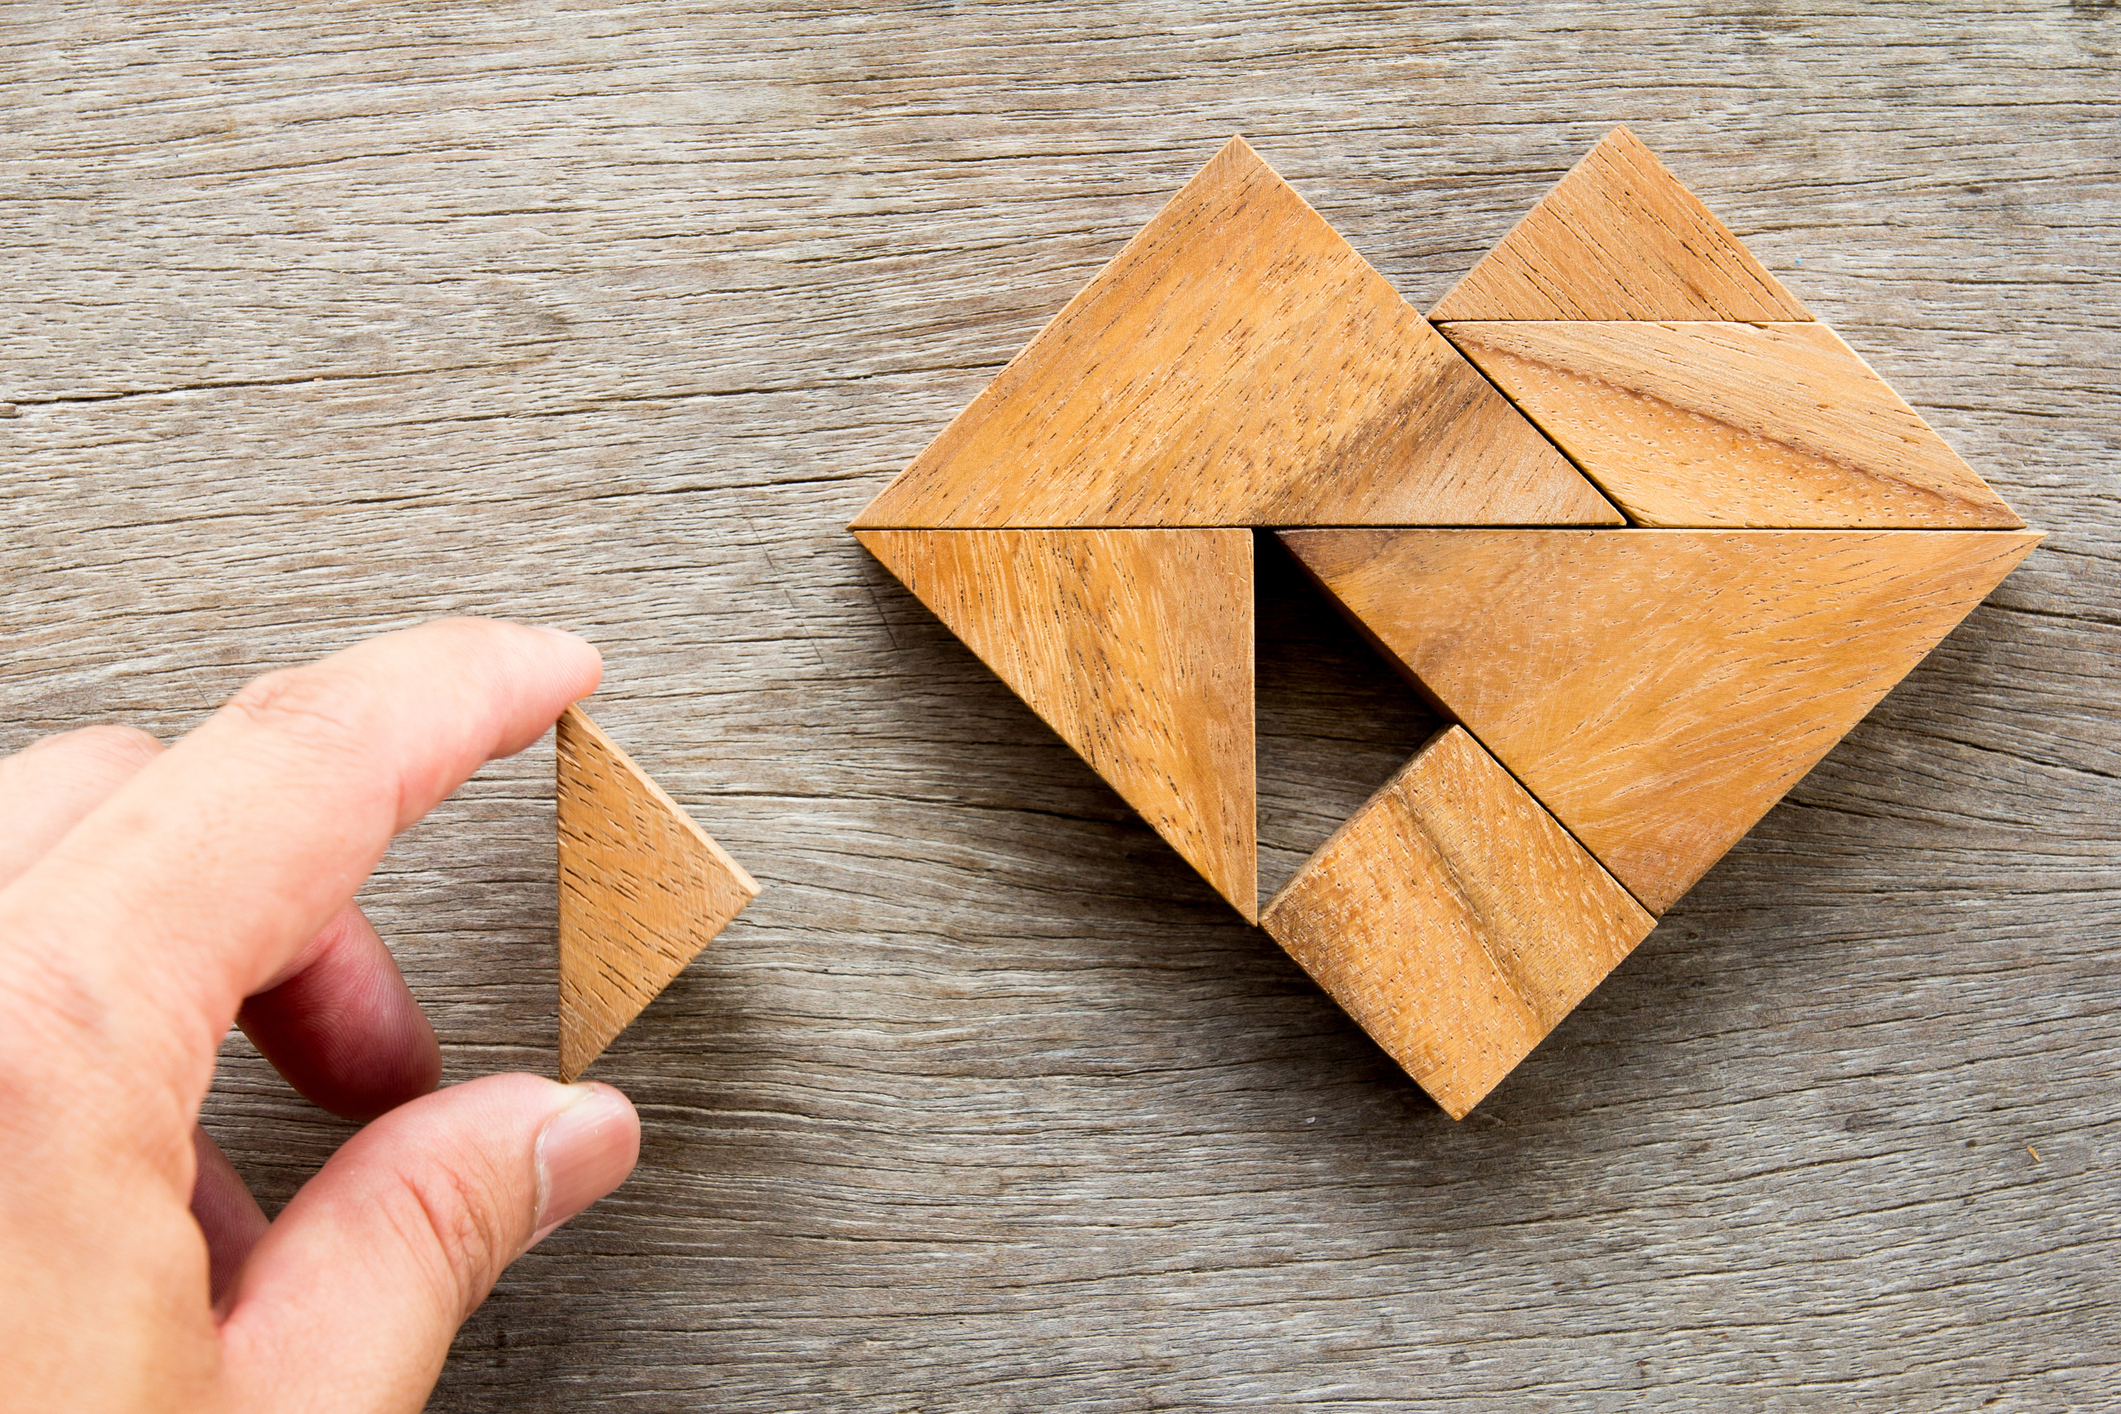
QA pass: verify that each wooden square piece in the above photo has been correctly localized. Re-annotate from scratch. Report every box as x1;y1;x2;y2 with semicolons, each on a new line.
1262;728;1655;1120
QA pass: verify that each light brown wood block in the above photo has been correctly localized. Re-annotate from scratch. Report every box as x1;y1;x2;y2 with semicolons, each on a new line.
1429;126;1812;322
1280;528;2042;914
557;705;761;1081
856;527;1259;919
1262;726;1656;1120
1438;320;2024;529
852;135;1619;530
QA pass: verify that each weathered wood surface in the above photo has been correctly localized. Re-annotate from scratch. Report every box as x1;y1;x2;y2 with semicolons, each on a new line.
2;4;2116;1409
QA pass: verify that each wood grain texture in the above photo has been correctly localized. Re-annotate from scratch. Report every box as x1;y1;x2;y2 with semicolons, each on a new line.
855;527;1258;919
1429;126;1814;322
1263;727;1656;1121
4;6;2116;1409
852;136;1619;530
1281;528;2042;914
1440;319;2026;529
557;705;760;1081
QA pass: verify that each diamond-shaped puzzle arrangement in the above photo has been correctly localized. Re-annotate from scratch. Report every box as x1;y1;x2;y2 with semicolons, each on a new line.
854;129;2040;1119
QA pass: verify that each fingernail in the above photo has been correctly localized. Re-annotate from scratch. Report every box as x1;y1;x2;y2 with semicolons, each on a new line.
531;1083;639;1247
527;623;590;647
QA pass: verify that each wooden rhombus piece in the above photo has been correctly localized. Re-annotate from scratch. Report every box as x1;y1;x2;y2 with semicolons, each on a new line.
557;706;760;1080
853;129;2043;1118
1437;320;2025;530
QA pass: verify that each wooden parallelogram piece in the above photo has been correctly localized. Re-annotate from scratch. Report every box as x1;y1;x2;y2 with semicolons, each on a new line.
1279;527;2043;916
851;135;1618;531
1262;725;1656;1121
855;526;1259;920
1429;125;1812;322
1435;320;2025;530
557;705;761;1081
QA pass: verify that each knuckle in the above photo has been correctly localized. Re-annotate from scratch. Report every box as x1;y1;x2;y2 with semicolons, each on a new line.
59;722;164;770
389;1152;520;1318
225;665;383;756
7;722;161;775
0;911;118;1063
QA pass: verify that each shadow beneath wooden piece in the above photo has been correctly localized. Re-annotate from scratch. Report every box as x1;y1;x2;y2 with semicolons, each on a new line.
1254;532;1443;902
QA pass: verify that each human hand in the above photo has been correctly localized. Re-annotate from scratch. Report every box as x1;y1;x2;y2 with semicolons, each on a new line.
0;618;642;1412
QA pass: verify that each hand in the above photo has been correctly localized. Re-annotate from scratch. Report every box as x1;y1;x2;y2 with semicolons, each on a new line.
0;619;642;1412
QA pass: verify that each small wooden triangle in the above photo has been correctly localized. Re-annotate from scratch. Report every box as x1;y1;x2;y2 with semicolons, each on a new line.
1280;528;2041;914
1437;320;2024;529
1429;126;1812;322
557;705;760;1080
1262;727;1655;1120
852;135;1618;530
856;527;1258;919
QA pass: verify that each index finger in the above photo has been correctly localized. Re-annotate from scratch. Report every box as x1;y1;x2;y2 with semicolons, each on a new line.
0;618;599;1146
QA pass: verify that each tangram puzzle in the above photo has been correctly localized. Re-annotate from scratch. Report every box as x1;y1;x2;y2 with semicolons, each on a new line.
554;705;759;1079
853;128;2040;1119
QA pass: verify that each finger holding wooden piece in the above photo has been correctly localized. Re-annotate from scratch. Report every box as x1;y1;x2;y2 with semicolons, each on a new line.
556;706;760;1081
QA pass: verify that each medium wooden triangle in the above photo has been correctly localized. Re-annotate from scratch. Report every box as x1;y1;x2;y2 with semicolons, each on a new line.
557;705;760;1080
1437;320;2024;529
856;527;1258;919
852;135;1618;530
1280;528;2041;914
1429;126;1813;322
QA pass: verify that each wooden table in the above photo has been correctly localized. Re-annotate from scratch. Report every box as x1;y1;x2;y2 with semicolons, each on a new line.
6;5;2117;1407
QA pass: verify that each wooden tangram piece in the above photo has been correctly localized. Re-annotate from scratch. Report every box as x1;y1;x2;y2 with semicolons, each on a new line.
1262;727;1655;1120
855;527;1258;919
1438;320;2024;529
1280;528;2042;915
557;705;760;1080
852;135;1617;530
1428;125;1810;322
1430;126;2020;531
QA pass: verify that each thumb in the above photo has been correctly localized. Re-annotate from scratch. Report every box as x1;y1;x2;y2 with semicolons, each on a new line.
216;1074;638;1413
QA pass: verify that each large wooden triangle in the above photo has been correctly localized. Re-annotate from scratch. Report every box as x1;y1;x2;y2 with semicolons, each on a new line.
857;527;1258;919
1280;528;2041;914
1437;320;2024;529
557;706;761;1080
852;135;1617;530
1429;127;1813;322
